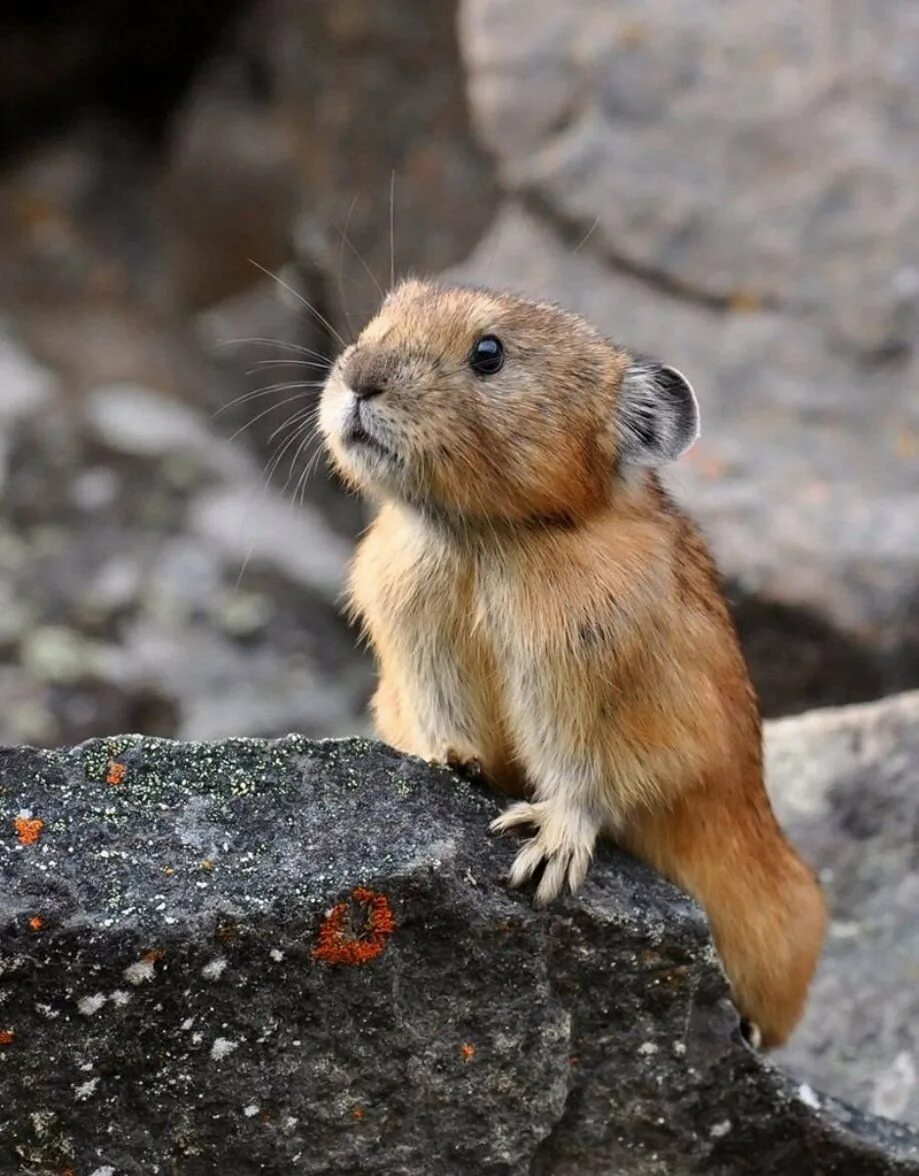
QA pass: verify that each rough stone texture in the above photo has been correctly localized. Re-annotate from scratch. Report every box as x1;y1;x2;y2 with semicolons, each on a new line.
1;735;918;1175
456;2;919;713
769;691;919;1130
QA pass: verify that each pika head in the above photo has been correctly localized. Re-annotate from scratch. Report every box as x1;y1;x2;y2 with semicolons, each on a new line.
319;279;698;523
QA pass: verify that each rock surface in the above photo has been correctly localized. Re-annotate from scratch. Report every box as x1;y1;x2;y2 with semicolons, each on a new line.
1;735;918;1174
456;1;919;713
769;691;919;1130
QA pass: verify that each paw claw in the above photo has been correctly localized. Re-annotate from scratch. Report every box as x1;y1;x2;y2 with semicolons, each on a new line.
490;801;538;836
495;800;598;906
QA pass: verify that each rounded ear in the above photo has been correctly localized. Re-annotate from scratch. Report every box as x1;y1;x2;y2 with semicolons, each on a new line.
616;360;700;466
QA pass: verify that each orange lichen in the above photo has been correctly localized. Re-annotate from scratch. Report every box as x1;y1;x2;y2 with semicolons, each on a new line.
0;1030;14;1046
312;887;395;966
460;1042;476;1063
352;1107;365;1121
13;816;44;846
105;760;126;786
28;916;44;932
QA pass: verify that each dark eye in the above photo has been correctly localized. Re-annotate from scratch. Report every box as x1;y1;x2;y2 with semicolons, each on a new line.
469;335;504;376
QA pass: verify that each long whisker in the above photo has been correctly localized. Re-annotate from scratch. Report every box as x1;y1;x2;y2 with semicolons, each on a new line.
263;420;315;489
389;170;396;291
266;402;320;445
248;259;347;350
335;214;385;303
571;215;600;256
245;359;330;373
280;423;322;497
294;441;327;506
226;392;317;442
337;195;359;340
213;379;325;419
215;336;333;363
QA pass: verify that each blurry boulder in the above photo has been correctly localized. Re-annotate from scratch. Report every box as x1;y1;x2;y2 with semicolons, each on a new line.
768;691;919;1130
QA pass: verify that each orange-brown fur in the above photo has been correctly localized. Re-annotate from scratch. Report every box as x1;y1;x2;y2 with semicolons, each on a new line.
319;278;825;1047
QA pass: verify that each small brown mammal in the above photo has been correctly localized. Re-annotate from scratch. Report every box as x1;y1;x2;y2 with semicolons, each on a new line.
319;278;825;1047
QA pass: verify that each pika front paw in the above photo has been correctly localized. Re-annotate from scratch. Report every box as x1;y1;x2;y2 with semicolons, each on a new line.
490;800;598;906
428;746;484;778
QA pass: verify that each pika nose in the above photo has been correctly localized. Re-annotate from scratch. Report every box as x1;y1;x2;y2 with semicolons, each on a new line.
343;348;389;401
352;378;384;401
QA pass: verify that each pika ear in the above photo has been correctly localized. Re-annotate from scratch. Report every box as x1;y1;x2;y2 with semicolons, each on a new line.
616;359;700;466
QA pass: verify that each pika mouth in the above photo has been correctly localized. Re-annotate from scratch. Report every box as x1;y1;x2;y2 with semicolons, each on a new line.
342;414;394;460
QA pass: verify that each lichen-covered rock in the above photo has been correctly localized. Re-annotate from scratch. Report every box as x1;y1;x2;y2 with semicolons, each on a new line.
769;691;919;1131
1;736;917;1174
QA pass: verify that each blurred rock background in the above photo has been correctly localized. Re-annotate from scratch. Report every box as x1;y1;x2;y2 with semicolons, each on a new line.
0;0;916;1134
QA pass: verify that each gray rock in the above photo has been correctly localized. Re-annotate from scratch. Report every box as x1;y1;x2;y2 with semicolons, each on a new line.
461;0;919;354
1;735;918;1174
769;691;919;1130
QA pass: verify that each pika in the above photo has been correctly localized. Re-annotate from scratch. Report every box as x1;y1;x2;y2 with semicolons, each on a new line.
319;278;825;1047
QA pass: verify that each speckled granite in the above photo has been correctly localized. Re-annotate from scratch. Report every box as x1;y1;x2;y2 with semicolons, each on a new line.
1;736;917;1174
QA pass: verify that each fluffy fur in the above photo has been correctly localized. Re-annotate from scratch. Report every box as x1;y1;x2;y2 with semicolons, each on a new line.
319;278;826;1047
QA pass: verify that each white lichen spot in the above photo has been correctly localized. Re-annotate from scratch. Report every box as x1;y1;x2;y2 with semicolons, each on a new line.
110;989;132;1007
74;1077;100;1101
181;1017;195;1031
201;957;228;981
243;1104;260;1117
192;1031;204;1045
672;1042;687;1056
637;1041;659;1057
798;1083;820;1110
78;993;108;1017
210;1036;240;1061
89;1167;116;1176
123;958;156;986
35;1002;59;1020
269;949;284;962
710;1119;732;1138
30;1109;56;1137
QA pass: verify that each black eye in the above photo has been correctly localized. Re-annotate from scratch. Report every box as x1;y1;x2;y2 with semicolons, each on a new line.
469;335;504;376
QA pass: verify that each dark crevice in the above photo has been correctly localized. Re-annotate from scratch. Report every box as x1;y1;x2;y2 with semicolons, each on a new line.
727;586;893;718
0;1;255;156
515;185;786;315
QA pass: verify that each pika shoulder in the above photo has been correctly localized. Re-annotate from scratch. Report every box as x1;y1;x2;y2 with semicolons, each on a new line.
319;278;825;1048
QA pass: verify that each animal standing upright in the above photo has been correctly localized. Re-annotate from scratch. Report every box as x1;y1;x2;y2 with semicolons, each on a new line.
319;278;825;1047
